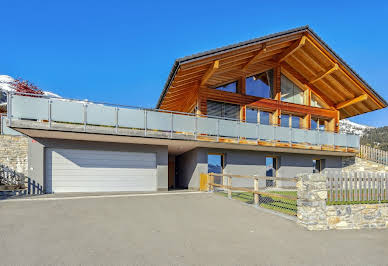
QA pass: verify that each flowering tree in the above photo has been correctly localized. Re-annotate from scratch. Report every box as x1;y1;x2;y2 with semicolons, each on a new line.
12;78;43;96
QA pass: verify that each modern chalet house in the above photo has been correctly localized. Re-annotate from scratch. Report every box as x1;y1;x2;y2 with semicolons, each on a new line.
2;26;387;193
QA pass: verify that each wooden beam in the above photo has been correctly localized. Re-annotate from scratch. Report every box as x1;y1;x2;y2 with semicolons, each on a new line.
200;60;219;86
241;44;267;71
310;64;339;83
276;36;307;63
335;94;368;109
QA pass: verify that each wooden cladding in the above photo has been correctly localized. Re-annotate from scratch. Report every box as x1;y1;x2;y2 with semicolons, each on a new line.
158;28;386;120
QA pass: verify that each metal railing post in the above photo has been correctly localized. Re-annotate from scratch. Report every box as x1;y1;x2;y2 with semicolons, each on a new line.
217;119;220;142
83;103;87;132
115;107;119;134
170;112;173;139
195;115;198;140
7;92;12;127
144;110;147;136
48;99;52;128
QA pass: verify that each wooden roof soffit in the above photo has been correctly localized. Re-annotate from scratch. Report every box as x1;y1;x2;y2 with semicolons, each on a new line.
241;44;267;71
335;94;368;109
309;63;339;84
305;36;384;109
276;36;307;63
200;60;219;86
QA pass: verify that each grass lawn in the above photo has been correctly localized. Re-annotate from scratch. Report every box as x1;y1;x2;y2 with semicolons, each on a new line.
216;190;297;216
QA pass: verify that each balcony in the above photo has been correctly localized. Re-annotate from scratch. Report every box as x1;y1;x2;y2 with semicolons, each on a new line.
4;93;360;153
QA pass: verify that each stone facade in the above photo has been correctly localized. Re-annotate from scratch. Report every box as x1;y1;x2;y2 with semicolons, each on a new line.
342;156;388;172
327;204;388;230
296;173;328;230
0;135;28;176
297;173;388;230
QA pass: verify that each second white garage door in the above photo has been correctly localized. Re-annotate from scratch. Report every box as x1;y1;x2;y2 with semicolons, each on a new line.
45;148;157;193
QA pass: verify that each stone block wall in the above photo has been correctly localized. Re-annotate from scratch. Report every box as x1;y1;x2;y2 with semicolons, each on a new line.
327;204;388;229
297;173;388;230
0;135;28;176
296;173;328;230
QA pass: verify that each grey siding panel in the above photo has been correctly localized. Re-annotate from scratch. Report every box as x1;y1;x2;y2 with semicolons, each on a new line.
175;148;343;190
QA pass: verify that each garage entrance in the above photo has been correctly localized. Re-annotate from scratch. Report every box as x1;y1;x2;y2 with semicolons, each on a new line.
45;148;157;193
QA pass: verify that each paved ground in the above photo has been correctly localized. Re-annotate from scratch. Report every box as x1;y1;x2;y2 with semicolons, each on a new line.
1;192;388;265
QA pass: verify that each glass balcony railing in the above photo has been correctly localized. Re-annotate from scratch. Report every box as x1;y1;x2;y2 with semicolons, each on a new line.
4;93;360;150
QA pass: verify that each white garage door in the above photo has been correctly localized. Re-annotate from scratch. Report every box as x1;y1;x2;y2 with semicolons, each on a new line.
45;148;157;193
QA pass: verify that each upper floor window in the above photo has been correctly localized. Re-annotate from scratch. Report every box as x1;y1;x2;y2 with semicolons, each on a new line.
246;70;274;98
207;100;240;120
311;94;323;108
215;82;237;93
281;75;304;105
246;108;258;123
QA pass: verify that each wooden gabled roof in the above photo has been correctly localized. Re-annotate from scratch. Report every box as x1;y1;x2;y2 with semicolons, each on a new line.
156;26;387;119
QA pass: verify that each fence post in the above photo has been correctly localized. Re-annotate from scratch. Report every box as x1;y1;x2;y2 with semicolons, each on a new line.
227;176;232;199
208;174;214;192
254;177;259;205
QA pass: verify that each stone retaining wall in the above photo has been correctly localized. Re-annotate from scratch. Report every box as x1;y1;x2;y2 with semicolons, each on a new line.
327;204;388;229
0;135;28;176
297;173;388;230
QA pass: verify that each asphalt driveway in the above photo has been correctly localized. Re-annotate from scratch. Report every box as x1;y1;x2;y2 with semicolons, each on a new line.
1;192;387;265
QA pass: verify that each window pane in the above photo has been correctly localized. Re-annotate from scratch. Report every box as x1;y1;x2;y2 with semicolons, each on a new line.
246;70;274;98
291;116;300;129
281;114;290;127
207;101;222;117
223;103;240;120
260;111;271;125
216;82;237;93
311;94;322;108
281;75;304;105
246;108;258;123
207;100;239;120
313;159;321;173
311;119;318;130
208;154;223;174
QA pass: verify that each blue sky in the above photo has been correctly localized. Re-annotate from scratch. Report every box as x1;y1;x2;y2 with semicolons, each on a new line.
1;0;387;126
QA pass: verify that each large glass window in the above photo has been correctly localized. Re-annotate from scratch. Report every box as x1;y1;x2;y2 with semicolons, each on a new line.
215;82;237;93
281;114;290;127
207;101;240;120
266;157;278;187
246;108;258;124
208;154;224;185
313;159;325;173
291;116;301;129
281;75;304;105
311;94;323;108
311;118;325;130
246;70;274;98
260;111;272;125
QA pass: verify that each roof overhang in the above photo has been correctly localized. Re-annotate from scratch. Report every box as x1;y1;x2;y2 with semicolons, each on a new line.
157;26;387;119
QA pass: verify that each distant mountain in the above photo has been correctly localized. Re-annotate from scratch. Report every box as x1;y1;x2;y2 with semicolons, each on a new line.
361;127;388;151
339;119;373;136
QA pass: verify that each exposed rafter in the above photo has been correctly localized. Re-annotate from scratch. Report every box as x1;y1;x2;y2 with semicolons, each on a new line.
276;36;307;63
241;44;267;71
281;62;335;107
310;64;339;83
200;60;219;86
335;94;368;109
